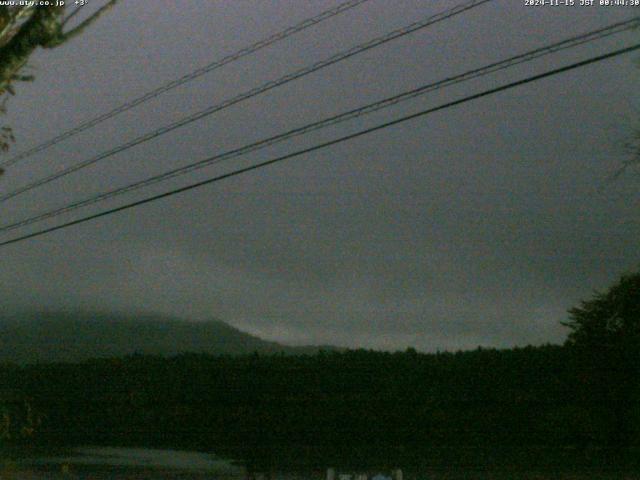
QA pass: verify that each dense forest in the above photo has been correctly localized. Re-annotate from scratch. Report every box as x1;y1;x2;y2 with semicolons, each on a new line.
0;272;638;472
0;345;637;471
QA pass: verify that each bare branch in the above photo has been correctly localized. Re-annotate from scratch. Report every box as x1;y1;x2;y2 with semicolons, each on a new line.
47;0;118;47
61;5;83;28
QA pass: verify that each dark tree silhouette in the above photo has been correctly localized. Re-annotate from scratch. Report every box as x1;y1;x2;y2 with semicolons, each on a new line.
562;271;640;348
0;1;118;160
562;270;640;448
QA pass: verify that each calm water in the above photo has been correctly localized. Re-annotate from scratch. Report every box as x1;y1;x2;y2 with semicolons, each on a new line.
12;446;245;479
7;446;637;479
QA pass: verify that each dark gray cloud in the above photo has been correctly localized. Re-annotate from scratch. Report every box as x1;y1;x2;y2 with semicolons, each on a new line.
1;0;638;351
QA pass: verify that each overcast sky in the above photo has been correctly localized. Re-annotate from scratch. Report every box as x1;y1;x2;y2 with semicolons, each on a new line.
1;0;639;351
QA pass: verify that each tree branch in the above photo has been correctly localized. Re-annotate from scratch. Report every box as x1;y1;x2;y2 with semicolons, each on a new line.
0;7;62;91
0;6;36;47
46;0;119;48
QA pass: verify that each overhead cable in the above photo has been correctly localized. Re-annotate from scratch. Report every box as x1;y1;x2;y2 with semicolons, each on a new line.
0;0;492;198
1;42;638;247
1;18;637;235
0;0;373;168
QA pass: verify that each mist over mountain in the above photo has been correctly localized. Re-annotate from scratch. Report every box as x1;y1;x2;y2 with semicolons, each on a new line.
0;311;338;364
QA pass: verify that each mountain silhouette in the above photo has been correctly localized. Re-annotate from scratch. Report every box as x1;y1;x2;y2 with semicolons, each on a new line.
0;311;338;363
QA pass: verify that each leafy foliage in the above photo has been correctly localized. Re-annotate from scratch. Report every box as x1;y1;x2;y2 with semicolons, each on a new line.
562;271;640;348
562;271;640;447
0;2;118;157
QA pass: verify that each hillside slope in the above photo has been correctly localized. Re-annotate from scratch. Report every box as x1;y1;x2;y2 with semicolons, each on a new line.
0;311;334;363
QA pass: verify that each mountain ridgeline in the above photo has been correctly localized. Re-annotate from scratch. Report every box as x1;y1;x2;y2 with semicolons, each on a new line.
1;274;638;473
0;312;337;363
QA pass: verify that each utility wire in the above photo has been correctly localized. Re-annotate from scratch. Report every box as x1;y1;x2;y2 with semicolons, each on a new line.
0;17;637;235
1;43;638;248
0;0;492;199
0;0;372;168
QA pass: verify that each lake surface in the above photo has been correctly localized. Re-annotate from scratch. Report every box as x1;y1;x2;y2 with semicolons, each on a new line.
8;446;637;479
14;446;245;479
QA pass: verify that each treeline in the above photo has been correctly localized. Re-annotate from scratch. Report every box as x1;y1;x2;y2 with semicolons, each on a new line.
0;345;638;469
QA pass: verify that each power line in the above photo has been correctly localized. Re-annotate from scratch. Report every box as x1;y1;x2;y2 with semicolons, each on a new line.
0;17;636;235
0;0;373;169
1;43;637;248
0;0;492;200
